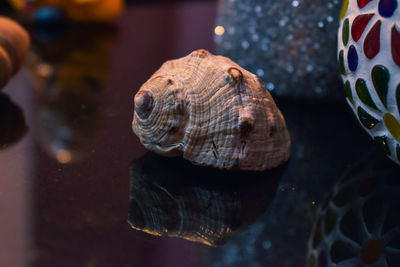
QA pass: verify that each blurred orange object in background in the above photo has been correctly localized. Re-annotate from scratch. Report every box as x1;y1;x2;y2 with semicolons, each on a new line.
10;0;124;23
63;0;124;23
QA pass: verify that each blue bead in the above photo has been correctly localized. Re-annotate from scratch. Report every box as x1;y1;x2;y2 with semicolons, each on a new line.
379;0;398;17
348;45;358;72
33;6;65;24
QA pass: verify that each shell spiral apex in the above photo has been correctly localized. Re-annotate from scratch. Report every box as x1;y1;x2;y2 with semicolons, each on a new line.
132;49;291;171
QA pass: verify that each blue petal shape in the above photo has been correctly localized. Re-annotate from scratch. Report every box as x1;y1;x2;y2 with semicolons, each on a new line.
348;45;359;72
379;0;398;17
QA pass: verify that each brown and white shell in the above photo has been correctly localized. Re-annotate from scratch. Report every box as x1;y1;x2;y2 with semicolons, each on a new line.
0;16;30;89
132;49;291;171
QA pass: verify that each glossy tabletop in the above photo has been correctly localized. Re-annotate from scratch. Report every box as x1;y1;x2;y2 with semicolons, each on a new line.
0;2;399;267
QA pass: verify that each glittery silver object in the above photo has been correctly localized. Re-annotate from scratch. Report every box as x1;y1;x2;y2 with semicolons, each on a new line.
215;0;343;99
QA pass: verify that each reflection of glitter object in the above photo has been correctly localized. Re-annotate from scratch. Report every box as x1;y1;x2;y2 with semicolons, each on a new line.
216;0;343;100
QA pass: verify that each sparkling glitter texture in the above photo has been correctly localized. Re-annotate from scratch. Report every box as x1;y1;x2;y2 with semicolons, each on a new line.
215;0;343;99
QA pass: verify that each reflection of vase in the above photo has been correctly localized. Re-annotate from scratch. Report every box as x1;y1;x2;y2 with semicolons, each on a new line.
0;92;27;150
128;153;284;247
306;154;400;267
216;0;342;100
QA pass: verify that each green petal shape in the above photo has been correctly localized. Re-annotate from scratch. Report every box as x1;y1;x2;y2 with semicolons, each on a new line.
374;136;390;155
339;50;346;75
344;80;354;104
372;65;389;108
384;113;400;141
357;107;379;129
356;79;378;110
340;0;349;20
343;19;349;46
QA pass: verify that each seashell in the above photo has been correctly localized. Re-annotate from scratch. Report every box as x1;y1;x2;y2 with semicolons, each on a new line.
0;16;30;89
132;49;291;171
338;0;400;166
306;154;400;267
128;153;284;246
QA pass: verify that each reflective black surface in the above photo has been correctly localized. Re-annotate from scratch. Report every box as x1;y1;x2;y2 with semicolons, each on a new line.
0;2;399;267
129;153;284;247
306;153;400;267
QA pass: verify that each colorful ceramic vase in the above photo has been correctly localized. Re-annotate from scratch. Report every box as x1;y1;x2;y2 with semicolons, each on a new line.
338;0;400;165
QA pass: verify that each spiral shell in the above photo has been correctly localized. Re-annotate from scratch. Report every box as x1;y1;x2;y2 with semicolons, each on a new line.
132;49;291;171
0;16;30;89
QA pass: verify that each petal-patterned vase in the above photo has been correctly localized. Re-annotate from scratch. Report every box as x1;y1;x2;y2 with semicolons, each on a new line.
338;0;400;165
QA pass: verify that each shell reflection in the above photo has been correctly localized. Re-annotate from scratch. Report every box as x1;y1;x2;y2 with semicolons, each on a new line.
0;92;27;150
306;154;400;267
128;153;284;246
